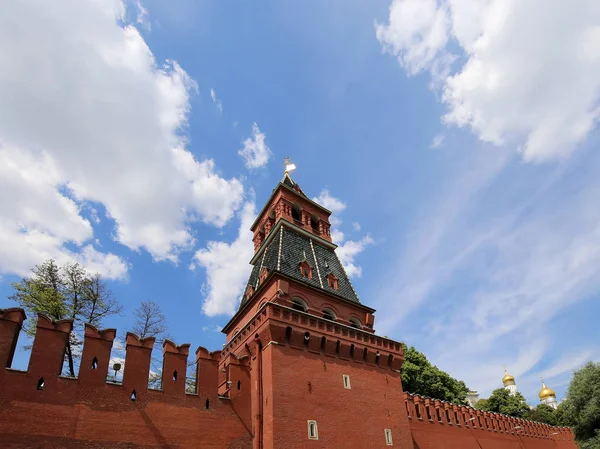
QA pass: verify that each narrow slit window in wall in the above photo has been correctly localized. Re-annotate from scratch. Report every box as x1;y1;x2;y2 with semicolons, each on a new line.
131;389;137;401
307;420;318;440
37;377;44;390
343;374;351;389
173;370;178;381
91;357;98;370
385;429;393;446
205;399;210;409
237;380;241;390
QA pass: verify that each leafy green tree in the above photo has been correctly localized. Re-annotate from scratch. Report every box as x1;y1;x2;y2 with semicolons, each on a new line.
557;362;600;447
9;259;122;377
524;404;557;425
478;388;530;418
400;344;469;404
474;398;489;410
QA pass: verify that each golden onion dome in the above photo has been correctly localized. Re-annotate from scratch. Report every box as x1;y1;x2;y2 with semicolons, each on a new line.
502;369;516;386
539;382;556;400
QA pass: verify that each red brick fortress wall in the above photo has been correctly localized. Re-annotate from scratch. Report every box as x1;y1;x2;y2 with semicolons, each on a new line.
0;308;251;449
404;393;577;449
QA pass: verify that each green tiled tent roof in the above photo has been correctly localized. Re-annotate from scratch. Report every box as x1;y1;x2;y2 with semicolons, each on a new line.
240;224;360;308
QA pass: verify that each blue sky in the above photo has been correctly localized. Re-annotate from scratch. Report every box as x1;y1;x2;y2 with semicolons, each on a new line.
1;0;599;405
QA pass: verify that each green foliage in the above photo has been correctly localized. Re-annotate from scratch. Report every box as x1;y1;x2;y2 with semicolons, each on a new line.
9;259;121;376
524;404;558;425
559;362;600;447
400;343;469;404
474;398;489;410
479;388;530;418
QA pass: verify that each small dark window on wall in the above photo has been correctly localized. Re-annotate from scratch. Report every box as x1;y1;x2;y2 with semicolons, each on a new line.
385;429;393;445
308;420;318;440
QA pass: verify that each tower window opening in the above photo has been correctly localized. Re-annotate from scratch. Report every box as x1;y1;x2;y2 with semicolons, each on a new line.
285;326;293;344
131;389;137;401
322;308;336;321
37;377;44;390
304;332;311;347
292;204;302;222
388;354;394;369
350;344;355;358
385;429;393;446
454;411;460;425
320;336;326;352
349;318;362;329
343;374;351;389
291;298;307;312
311;215;320;233
205;399;210;409
415;403;422;420
363;348;368;361
91;356;98;370
446;409;451;424
436;408;442;422
335;340;341;355
237;380;241;390
426;405;431;421
173;370;178;381
307;420;318;440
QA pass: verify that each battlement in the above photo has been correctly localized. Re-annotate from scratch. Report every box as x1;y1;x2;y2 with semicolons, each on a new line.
404;392;575;442
0;308;223;399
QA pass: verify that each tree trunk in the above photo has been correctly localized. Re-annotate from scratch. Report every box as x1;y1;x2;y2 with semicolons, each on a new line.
65;339;75;377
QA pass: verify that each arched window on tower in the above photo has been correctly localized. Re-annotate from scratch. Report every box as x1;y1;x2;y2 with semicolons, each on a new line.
322;308;336;321
291;298;308;312
349;318;362;329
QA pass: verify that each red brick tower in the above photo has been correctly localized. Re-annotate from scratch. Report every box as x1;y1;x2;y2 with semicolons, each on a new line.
219;172;414;449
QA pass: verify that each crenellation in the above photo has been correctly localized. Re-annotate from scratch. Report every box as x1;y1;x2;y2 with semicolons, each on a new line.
79;323;116;386
28;314;73;377
0;308;26;369
122;332;155;396
161;340;190;396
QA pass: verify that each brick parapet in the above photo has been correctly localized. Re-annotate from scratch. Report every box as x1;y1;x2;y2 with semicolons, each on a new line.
404;392;575;442
221;301;403;371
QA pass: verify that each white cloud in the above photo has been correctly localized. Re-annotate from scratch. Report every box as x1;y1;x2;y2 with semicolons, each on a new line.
430;134;445;149
0;0;244;274
336;235;374;278
0;145;127;279
377;0;600;161
192;202;256;316
352;222;361;232
210;88;223;113
313;190;372;278
238;123;271;169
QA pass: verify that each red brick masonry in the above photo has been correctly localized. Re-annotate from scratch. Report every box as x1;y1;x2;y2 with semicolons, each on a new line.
0;307;576;448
